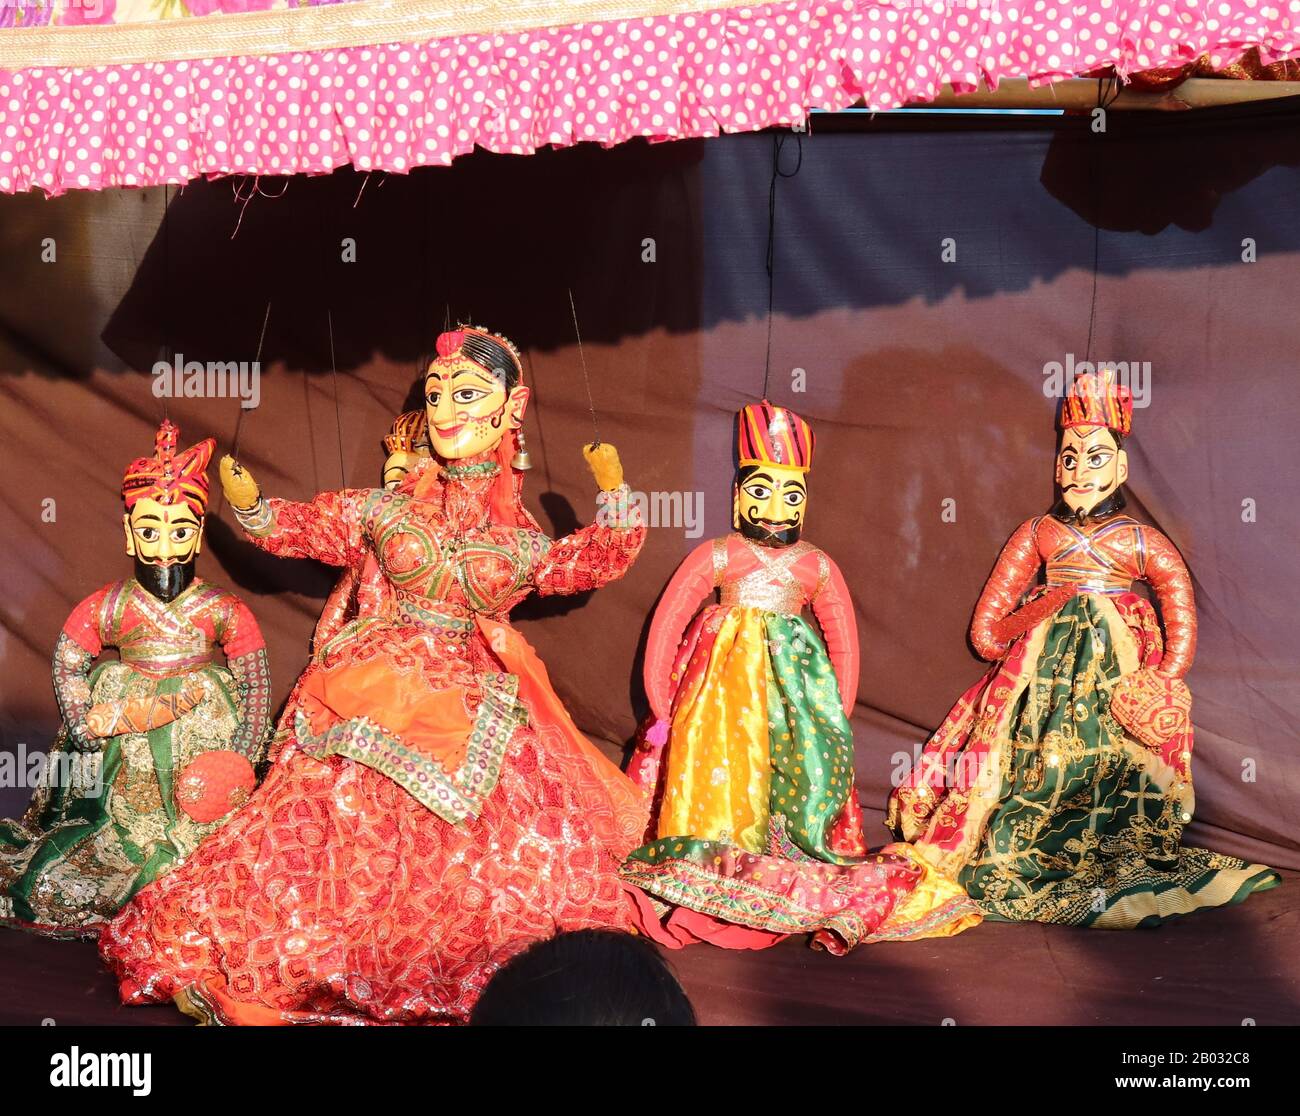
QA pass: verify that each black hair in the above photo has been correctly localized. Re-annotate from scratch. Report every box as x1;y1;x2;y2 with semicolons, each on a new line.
468;929;697;1027
414;333;521;404
458;332;521;389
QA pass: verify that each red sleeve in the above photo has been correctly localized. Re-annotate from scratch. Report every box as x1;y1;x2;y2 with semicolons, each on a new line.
217;595;267;659
969;518;1043;661
249;490;372;567
60;584;111;656
810;554;859;718
1141;527;1197;679
644;540;719;722
52;584;114;740
212;592;272;759
531;521;646;597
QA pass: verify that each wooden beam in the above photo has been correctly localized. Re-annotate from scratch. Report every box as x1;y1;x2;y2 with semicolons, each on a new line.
907;77;1300;111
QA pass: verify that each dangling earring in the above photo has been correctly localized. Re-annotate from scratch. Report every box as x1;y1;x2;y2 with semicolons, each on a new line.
510;427;533;471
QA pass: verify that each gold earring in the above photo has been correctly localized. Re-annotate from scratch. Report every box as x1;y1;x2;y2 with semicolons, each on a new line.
511;427;532;471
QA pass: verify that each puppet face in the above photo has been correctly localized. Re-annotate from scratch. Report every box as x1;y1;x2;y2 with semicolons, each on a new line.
733;463;807;548
1055;425;1128;515
123;498;203;601
423;357;529;460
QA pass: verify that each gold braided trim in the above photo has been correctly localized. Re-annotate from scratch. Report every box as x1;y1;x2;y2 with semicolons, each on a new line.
0;0;748;72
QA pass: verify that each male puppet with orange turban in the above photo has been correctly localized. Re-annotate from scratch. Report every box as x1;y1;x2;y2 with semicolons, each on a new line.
0;421;271;938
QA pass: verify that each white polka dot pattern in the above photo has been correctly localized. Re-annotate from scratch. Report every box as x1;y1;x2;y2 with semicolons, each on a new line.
1;1;1299;194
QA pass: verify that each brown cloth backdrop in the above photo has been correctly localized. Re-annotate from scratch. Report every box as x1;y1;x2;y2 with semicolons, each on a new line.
1;105;1297;878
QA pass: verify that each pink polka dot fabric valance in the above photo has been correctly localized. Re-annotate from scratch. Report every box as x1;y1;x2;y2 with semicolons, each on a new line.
2;0;1300;195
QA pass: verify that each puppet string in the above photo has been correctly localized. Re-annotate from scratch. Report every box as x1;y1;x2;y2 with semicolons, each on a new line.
1083;76;1121;366
231;175;289;240
763;130;803;401
567;287;601;447
160;183;171;420
214;300;272;521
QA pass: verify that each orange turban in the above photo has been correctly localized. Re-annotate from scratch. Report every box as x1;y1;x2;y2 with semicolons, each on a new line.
122;420;216;516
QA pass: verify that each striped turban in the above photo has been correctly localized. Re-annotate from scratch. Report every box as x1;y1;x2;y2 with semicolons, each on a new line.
1059;368;1133;437
736;400;814;473
122;420;216;515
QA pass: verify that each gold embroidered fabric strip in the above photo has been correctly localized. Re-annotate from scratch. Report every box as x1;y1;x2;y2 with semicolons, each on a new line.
0;0;747;71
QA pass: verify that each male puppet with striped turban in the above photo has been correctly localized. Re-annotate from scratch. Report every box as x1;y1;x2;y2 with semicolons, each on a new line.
0;421;271;937
621;401;979;955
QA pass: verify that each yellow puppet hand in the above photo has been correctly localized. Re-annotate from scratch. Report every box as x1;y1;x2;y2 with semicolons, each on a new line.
582;443;624;491
220;455;261;511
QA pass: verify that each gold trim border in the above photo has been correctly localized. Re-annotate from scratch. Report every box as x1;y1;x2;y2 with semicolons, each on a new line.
0;0;750;71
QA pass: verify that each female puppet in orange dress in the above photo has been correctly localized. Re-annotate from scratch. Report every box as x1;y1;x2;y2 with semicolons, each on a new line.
887;369;1278;926
99;326;648;1024
622;402;979;954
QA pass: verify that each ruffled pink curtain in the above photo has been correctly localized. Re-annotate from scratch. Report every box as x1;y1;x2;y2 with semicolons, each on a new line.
3;0;1300;194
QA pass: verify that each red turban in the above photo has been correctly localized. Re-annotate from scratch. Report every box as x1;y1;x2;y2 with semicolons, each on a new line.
1060;368;1133;437
122;420;215;516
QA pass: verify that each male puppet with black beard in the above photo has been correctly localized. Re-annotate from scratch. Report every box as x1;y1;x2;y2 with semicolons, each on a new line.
887;369;1278;927
0;421;271;937
621;400;979;954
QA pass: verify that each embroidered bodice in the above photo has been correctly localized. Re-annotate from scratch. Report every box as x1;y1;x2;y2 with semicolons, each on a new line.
52;578;271;756
245;454;644;672
644;533;858;721
969;513;1196;677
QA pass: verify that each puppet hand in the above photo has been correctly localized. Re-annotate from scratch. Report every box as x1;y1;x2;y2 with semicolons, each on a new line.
81;703;123;741
220;455;261;511
643;718;671;747
583;443;624;491
121;684;209;734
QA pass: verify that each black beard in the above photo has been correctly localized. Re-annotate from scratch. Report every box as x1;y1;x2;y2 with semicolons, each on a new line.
1050;487;1127;524
133;558;196;602
738;518;802;549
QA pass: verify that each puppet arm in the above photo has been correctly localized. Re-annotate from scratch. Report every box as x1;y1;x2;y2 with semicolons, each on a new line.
643;540;719;723
216;596;273;760
222;453;371;566
969;518;1043;661
52;589;108;751
532;444;646;596
810;553;859;718
1141;526;1197;679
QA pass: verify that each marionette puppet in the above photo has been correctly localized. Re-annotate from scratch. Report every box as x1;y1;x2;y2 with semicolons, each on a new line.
887;369;1278;926
0;421;271;938
100;325;650;1025
622;401;979;954
311;408;433;650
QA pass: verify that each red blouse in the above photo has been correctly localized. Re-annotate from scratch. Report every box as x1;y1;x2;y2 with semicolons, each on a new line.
969;513;1197;678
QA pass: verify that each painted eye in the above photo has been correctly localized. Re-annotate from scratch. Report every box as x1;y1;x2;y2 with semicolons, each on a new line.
784;490;806;507
1088;453;1110;469
172;528;196;543
424;389;441;406
1060;453;1077;470
742;483;771;500
136;528;159;542
452;387;487;405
